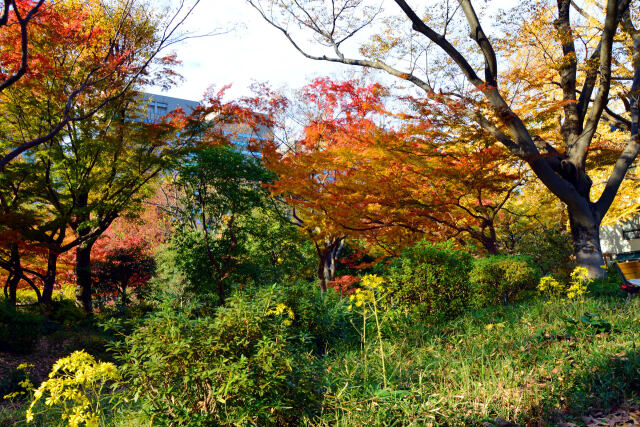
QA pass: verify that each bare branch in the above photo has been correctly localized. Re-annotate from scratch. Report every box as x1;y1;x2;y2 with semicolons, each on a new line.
574;0;628;166
457;0;498;87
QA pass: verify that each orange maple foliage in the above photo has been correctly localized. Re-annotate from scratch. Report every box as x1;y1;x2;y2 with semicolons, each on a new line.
263;78;524;258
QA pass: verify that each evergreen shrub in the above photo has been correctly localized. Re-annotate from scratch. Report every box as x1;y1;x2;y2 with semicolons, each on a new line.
469;255;540;308
387;241;473;322
111;287;323;425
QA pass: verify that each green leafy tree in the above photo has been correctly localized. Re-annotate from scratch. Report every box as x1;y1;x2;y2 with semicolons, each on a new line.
0;0;201;169
169;146;280;304
0;0;191;311
0;93;185;312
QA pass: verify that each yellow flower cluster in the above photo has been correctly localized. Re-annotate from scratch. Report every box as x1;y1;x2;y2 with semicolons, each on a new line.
267;303;295;326
485;322;506;331
361;274;386;291
569;267;589;283
537;267;592;301
3;363;34;400
26;350;119;426
348;275;387;311
567;267;591;299
537;276;563;294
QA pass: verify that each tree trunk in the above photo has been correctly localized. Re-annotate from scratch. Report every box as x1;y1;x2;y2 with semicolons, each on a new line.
568;209;604;278
484;240;499;255
316;238;344;293
5;273;19;306
75;239;95;314
120;278;129;306
5;243;22;306
473;225;499;255
317;253;329;293
41;250;58;306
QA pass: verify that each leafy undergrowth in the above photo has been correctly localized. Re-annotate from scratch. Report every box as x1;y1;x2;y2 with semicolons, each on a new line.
2;291;639;426
318;295;640;426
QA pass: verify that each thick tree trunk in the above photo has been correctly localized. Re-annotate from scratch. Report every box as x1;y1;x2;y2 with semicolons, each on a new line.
568;210;604;278
484;240;499;255
41;250;58;306
475;226;499;255
75;239;95;314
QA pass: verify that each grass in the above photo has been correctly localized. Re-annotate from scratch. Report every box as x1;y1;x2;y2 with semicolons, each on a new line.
318;289;640;425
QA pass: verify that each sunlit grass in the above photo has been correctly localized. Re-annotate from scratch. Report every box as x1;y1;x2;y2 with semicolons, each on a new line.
319;292;640;425
1;284;75;305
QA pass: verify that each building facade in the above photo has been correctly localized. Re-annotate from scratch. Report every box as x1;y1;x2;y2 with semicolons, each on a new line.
142;92;271;155
601;215;640;261
143;93;200;122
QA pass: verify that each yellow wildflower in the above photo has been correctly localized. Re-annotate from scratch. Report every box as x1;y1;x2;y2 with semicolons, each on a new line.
267;302;295;325
26;350;119;425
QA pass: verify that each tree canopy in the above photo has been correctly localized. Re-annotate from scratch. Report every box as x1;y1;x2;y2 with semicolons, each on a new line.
247;0;640;276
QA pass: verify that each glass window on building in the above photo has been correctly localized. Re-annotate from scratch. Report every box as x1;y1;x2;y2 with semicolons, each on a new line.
156;102;168;115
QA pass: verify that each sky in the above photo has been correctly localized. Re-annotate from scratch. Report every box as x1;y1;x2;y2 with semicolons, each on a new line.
155;0;514;103
157;1;348;102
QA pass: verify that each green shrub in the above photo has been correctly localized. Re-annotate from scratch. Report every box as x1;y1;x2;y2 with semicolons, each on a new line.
469;255;540;308
267;280;355;352
512;225;573;277
111;288;322;426
387;241;473;322
0;304;43;353
48;299;86;326
589;264;625;297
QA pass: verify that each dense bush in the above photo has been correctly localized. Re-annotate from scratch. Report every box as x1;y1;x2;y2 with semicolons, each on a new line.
165;215;316;306
511;225;573;277
263;280;355;352
111;287;323;425
163;145;316;306
169;229;221;304
146;243;192;305
0;304;43;353
469;255;540;308
387;241;473;322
